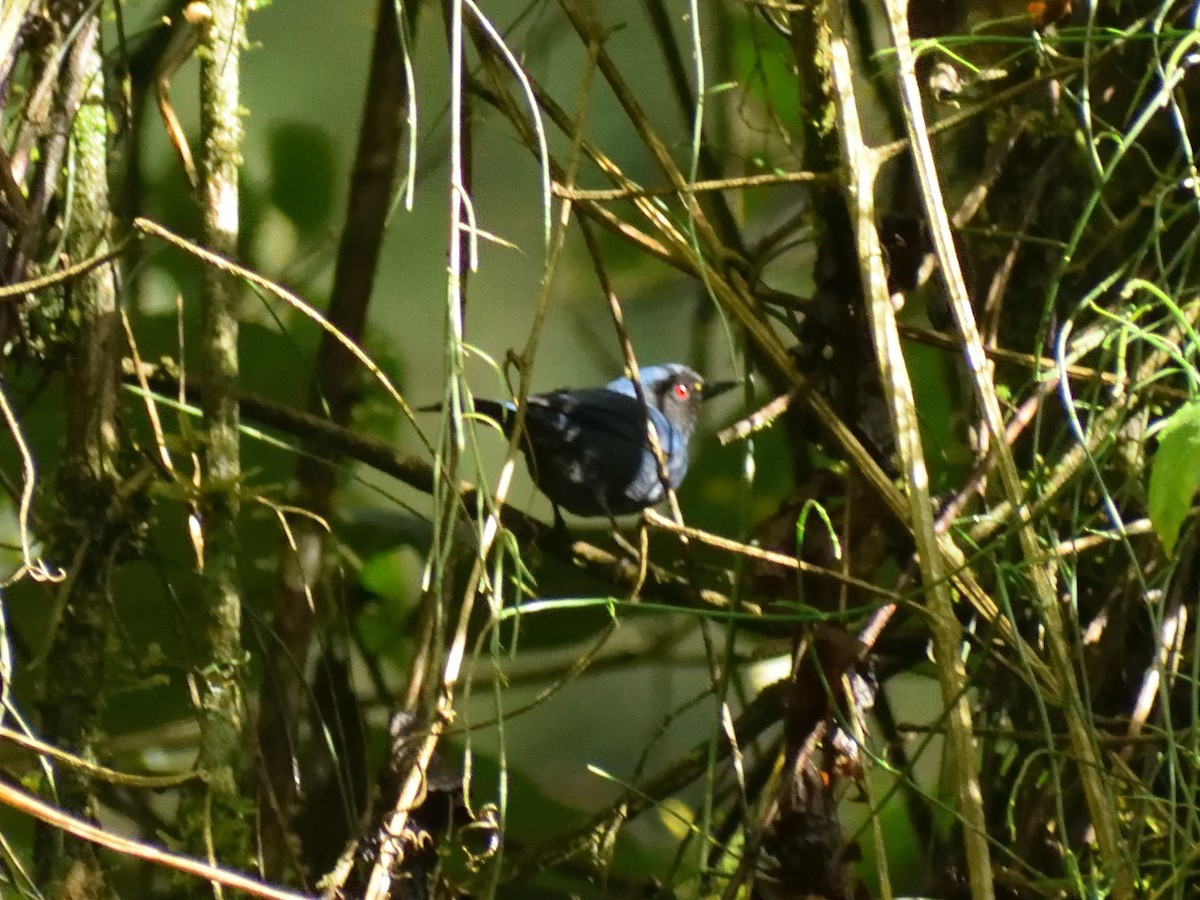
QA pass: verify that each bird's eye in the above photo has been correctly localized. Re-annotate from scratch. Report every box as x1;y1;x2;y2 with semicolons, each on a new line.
672;383;690;401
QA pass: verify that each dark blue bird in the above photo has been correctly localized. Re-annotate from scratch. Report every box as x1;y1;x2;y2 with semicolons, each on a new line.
472;364;733;519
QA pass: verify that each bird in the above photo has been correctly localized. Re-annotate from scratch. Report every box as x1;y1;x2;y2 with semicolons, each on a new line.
470;363;734;521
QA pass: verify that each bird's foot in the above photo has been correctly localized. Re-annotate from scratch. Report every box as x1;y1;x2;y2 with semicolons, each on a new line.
541;505;573;551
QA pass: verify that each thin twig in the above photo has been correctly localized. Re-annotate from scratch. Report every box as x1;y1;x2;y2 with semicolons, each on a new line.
553;168;836;201
0;779;313;900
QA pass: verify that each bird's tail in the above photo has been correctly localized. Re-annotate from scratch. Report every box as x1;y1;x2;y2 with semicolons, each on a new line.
418;398;514;432
470;398;514;430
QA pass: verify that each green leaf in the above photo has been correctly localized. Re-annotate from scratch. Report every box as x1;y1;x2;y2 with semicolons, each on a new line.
356;546;424;657
1148;401;1200;555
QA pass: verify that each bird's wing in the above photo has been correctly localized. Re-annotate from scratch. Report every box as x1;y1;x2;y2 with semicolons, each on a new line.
526;389;648;448
472;392;645;445
533;389;685;481
478;390;681;459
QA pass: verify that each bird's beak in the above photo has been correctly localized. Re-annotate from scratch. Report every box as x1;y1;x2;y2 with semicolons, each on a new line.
702;380;738;401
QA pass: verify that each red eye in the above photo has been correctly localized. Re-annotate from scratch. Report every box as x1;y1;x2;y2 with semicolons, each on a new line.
672;383;690;400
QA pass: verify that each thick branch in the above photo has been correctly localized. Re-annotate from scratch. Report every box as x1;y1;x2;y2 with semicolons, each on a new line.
822;1;995;896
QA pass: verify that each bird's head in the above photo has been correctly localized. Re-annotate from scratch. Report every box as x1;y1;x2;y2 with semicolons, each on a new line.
612;364;737;441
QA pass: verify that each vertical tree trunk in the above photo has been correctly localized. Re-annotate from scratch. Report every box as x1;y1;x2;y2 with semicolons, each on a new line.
180;0;253;868
35;6;121;893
